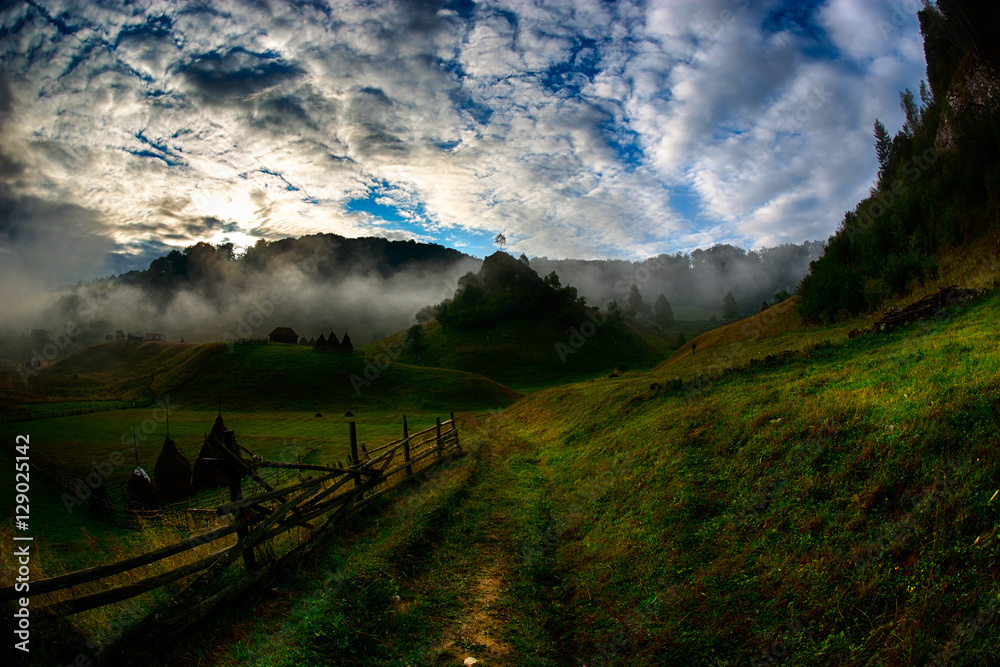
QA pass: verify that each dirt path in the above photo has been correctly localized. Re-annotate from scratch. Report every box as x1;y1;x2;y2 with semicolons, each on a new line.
417;416;525;666
424;511;517;666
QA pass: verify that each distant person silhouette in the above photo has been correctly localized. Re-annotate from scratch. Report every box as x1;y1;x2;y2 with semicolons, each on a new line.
691;342;697;355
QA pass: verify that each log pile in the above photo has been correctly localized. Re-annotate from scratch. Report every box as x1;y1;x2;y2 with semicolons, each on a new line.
870;285;982;333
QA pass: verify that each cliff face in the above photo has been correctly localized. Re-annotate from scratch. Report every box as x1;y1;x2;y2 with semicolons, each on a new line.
935;62;1000;152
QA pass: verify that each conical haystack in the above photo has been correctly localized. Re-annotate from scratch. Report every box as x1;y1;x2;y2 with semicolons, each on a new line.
192;414;241;489
154;436;193;501
125;466;161;509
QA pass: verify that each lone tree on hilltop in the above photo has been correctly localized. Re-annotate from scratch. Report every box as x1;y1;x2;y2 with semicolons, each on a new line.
654;294;674;327
493;233;507;252
722;291;740;324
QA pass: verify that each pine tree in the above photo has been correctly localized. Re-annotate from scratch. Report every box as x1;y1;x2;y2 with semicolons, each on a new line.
722;291;740;324
626;283;644;317
874;119;892;176
653;294;674;327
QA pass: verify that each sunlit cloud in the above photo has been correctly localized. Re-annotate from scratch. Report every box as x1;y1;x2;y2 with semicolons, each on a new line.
0;0;926;277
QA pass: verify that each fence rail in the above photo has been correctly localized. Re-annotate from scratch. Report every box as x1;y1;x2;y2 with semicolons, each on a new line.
0;399;154;424
0;412;461;656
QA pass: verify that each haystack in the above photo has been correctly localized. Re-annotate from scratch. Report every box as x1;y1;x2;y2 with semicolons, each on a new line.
192;414;233;489
125;466;161;509
192;414;244;489
340;332;353;353
315;333;328;349
328;330;341;348
154;436;193;501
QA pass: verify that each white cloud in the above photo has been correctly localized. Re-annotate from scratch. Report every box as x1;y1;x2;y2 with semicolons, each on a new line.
0;0;929;269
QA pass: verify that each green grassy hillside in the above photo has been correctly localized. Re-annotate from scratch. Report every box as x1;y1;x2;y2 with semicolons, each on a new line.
164;343;519;413
0;341;519;503
379;317;663;393
0;341;205;403
177;286;1000;667
487;286;1000;664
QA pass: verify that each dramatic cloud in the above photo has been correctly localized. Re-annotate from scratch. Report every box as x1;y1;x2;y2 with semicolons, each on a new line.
0;0;926;279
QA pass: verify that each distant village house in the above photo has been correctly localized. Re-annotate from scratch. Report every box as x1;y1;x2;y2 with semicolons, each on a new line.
145;333;167;342
268;327;300;345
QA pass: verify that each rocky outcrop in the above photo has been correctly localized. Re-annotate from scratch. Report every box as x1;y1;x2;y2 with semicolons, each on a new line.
935;63;1000;152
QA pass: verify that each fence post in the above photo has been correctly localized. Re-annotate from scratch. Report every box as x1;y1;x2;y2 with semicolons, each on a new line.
436;417;442;458
349;421;359;487
403;415;412;477
222;432;256;572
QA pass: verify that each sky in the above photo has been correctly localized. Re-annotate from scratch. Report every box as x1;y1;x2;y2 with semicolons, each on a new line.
0;0;928;286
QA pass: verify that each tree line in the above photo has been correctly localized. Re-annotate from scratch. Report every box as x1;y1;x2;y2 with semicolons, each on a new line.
797;0;1000;322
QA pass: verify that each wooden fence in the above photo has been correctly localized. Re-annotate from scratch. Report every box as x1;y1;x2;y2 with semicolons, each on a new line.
0;413;461;653
0;399;154;424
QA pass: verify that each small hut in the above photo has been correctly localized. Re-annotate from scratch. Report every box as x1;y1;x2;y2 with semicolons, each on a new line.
192;414;239;489
268;327;299;345
125;466;161;510
154;436;193;501
340;332;353;354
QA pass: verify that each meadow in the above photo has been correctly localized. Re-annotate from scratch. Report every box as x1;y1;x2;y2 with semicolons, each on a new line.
3;250;998;665
152;286;998;667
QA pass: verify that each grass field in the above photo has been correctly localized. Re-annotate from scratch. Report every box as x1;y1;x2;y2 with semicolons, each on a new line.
0;340;522;622
3;242;999;665
122;285;1000;666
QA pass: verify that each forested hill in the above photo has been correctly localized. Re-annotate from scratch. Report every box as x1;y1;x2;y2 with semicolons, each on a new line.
531;241;823;320
40;234;482;346
119;234;474;290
